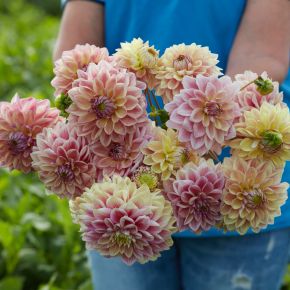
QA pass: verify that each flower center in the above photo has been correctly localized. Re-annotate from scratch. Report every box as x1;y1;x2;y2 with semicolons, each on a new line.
91;96;115;119
260;130;283;154
245;188;266;209
109;143;126;160
81;64;89;72
195;200;210;215
204;101;222;116
140;47;158;68
57;164;75;182
7;132;33;155
173;55;191;70
113;232;132;247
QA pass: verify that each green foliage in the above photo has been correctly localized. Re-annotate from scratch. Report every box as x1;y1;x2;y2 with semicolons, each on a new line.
0;170;92;290
0;0;58;100
0;1;93;289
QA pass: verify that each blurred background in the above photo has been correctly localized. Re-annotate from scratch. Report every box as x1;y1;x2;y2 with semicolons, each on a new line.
0;1;289;290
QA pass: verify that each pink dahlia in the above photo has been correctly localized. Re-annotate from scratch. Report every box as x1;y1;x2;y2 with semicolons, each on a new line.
165;75;241;155
164;159;224;233
69;175;176;265
91;122;153;178
234;71;283;116
0;95;61;173
153;43;221;104
31;122;96;199
51;44;112;96
67;61;148;146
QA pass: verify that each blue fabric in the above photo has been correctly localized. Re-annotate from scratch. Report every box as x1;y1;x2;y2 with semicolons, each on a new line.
63;0;290;236
61;0;104;7
88;228;290;290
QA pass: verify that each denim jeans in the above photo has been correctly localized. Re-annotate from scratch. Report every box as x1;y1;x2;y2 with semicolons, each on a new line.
88;228;290;290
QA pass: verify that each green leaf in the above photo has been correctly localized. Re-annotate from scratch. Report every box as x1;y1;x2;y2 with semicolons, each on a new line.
0;221;13;248
21;213;51;231
0;276;24;290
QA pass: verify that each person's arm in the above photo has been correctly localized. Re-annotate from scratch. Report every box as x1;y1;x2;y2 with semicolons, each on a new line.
226;0;290;82
53;0;104;61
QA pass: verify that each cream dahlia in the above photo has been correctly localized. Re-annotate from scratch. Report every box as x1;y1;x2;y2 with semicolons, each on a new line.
91;122;152;178
0;94;61;173
165;75;241;156
31;122;96;199
114;38;159;89
154;43;221;103
69;175;176;265
141;127;189;180
221;157;288;234
234;71;283;115
229;102;290;167
67;60;148;146
51;44;112;96
164;160;224;233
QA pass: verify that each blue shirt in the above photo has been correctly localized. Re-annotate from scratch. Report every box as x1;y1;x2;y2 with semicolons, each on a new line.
63;0;290;237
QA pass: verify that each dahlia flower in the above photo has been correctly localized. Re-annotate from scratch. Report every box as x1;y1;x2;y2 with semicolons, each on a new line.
229;102;290;167
67;60;148;146
221;157;288;234
165;75;241;156
153;43;221;103
0;94;61;173
164;159;224;233
31;122;96;199
234;71;283;115
114;38;159;88
51;44;112;96
142;127;189;180
91;122;152;178
69;175;176;265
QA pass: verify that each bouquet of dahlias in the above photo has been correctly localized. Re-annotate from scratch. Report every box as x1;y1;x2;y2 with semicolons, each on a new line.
1;39;289;265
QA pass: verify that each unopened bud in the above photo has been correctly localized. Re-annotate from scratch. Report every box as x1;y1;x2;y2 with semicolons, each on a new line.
55;93;73;117
254;76;274;95
260;130;283;153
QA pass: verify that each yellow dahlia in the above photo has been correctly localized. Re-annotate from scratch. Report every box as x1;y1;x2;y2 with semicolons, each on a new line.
141;127;195;180
229;102;290;167
221;156;288;234
114;38;159;89
154;43;221;104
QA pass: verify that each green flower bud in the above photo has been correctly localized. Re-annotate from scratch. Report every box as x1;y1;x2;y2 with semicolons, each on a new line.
55;93;73;118
260;130;283;153
254;76;274;96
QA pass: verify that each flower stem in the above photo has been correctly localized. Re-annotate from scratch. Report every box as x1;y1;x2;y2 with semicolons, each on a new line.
240;78;258;91
208;150;219;161
145;88;157;123
151;90;161;110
